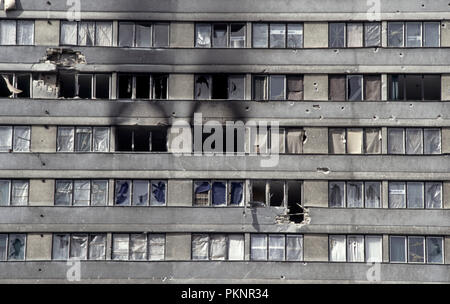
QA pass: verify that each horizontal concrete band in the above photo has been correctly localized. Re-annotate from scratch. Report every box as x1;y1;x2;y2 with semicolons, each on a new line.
0;207;448;234
0;100;448;125
2;47;450;70
0;154;448;177
0;262;448;283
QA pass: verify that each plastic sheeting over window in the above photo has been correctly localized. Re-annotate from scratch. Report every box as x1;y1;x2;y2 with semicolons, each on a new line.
95;22;112;46
329;23;345;48
365;236;382;262
130;234;147;260
0;20;16;45
228;235;244;260
11;180;28;206
365;182;381;208
73;180;90;206
251;234;267;261
268;234;285;261
347;182;363;208
425;182;442;209
389;182;406;208
347;236;364;262
423;129;441;154
287;76;303;101
364;75;381;101
149;234;165;260
112;234;129;260
55;180;73;206
287;24;303;48
89;234;106;260
329;128;346;154
192;234;209;260
78;22;95;46
347;129;363;154
388;128;404;154
57;127;75;152
196;24;211;47
0;126;12;152
426;237;443;263
91;180;108;206
133;180;149;206
347;23;363;47
13;126;30;152
0;180;10;206
329;235;346;262
329;181;345;207
70;235;88;260
253;23;268;48
406;128;423;154
407;182;424;208
75;127;92;152
60;21;78;45
115;180;131;206
364;23;381;47
286;129;304;154
92;127;109;152
53;234;69;260
210;234;227;260
8;234;25;261
212;182;226;206
17;20;34;45
388;22;404;47
150;180;166;206
365;128;381;154
286;235;303;261
347;75;363;101
269;24;286;48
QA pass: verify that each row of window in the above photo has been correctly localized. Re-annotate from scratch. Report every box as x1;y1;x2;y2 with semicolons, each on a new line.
1;72;442;101
0;20;34;45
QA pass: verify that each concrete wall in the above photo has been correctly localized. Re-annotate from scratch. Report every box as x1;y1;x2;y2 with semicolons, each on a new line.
168;180;193;206
34;20;60;46
442;75;450;101
444;182;450;209
446;236;450;264
441;22;450;47
170;22;195;48
303;75;328;101
304;23;328;48
165;233;191;260
303;234;328;262
168;74;194;100
29;179;54;206
303;181;328;207
26;233;52;260
31;126;57;153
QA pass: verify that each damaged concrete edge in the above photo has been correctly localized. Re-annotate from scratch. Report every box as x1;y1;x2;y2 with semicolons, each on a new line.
3;0;16;12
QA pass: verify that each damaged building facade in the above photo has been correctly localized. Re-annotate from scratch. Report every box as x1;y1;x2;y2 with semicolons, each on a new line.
0;0;449;283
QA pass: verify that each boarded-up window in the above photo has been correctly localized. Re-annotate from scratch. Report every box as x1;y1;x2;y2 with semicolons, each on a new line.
329;128;346;154
364;23;381;47
347;23;363;47
388;128;404;154
329;181;345;207
287;75;303;100
346;129;363;154
389;182;406;208
364;75;381;101
329;235;346;262
407;182;424;208
329;75;346;101
406;128;423;155
329;23;345;48
365;128;381;154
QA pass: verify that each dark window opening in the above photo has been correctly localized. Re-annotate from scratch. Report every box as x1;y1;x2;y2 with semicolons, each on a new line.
133;128;150;151
118;75;133;99
423;75;441;100
150;129;167;152
251;181;266;207
16;74;31;98
405;75;422;100
153;75;167;99
135;75;150;99
0;74;13;97
116;127;167;152
269;181;284;206
389;74;440;101
95;74;110;99
77;75;92;99
287;181;303;223
59;73;76;98
212;75;229;99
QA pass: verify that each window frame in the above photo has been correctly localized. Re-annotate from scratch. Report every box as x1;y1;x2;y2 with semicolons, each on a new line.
329;181;382;209
0;179;30;206
114;179;167;207
55;179;109;206
60;20;113;47
388;21;441;48
250;234;304;262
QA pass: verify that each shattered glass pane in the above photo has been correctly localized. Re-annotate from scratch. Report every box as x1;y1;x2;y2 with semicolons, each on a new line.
61;21;78;45
347;23;363;47
192;234;209;260
347;75;363;101
213;24;227;48
153;23;169;47
130;234;147;260
0;180;10;206
11;180;28;206
388;128;404;154
365;182;381;208
347;235;364;262
329;181;345;207
89;234;106;260
287;24;303;48
426;237;443;263
78;22;95;46
196;24;211;47
115;180;131;206
57;127;74;152
195;75;211;100
150;180;166;206
75;127;92;152
251;234;267;261
406;128;423;155
347;182;363;208
269;75;285;100
132;180;149;206
70;235;88;260
95;22;113;46
228;75;245;100
212;181;226;206
228;235;244;260
230;182;244;206
286;235;303;261
389;182;406;208
210;234;227;260
408;236;425;263
13;126;30;152
230;24;245;48
253;23;268;48
365;236;382;262
268;235;285;261
52;234;69;260
329;23;345;48
365;128;381;154
17;20;34;45
112;234;129;260
406;182;424;208
135;23;152;47
424;22;440;47
148;234;165;260
119;22;134;47
0;235;6;261
0;20;16;45
390;236;406;262
423;129;441;154
0;126;12;152
73;180;91;206
8;234;25;261
425;182;442;209
91;180;108;206
388;22;404;47
364;22;381;47
406;22;422;47
55;180;73;206
269;24;286;48
329;235;346;262
93;127;109;152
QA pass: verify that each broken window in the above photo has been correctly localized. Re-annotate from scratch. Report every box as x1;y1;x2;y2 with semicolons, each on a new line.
365;128;381;154
251;234;267;260
268;234;285;261
287;181;303;223
424;129;441;154
194;181;210;206
93;127;110;152
8;234;25;261
347;182;363;208
135;23;152;48
70;234;88;260
73;180;91;206
364;23;381;47
153;75;168;99
228;75;245;100
364;75;381;101
118;74;167;100
230;24;246;48
286;75;303;101
329;128;346;154
346;128;363;154
212;181;227;206
389;74;440;101
347;23;363;48
365;182;381;208
347;235;365;262
115;180;166;206
405;74;422;100
423;22;440;47
425;182;442;209
253;76;267;100
0;74;13;97
16;20;34;45
389;182;406;208
228;234;245;260
52;234;70;260
192;234;209;260
77;74;92;99
253;23;269;48
390;236;407;263
329;23;345;48
269;24;286;48
194;180;243;206
329;235;346;262
406;128;423;154
55;179;108;206
130;234;147;260
287;24;303;48
153;23;169;47
78;22;95;46
269;181;284;207
196;74;245;100
89;234;106;260
347;75;363;101
329;75;346;101
329;181;345;207
211;75;228;99
406;182;424;208
195;75;211;100
0;20;16;45
365;236;382;262
132;180;149;206
408;236;425;263
0;180;29;206
115;126;167;152
196;24;212;48
230;182;244;206
426;237;443;264
388;128;404;154
59;73;76;98
112;234;130;260
251;180;267;206
213;24;227;48
388;22;404;47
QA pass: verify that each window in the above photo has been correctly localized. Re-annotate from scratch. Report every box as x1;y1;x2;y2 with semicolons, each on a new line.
0;126;31;152
0;234;26;261
0;73;32;98
112;233;165;260
195;74;245;100
253;75;303;101
192;234;245;261
52;233;106;260
59;74;111;99
253;23;303;48
0;180;29;206
115;126;167;152
390;236;443;264
250;234;303;261
389;74;441;101
57;127;110;152
329;75;381;101
115;180;167;206
119;22;169;48
61;21;112;46
388;22;440;47
389;181;442;209
329;22;381;48
118;74;168;100
249;180;302;209
329;235;382;262
329;128;381;154
329;181;381;208
388;128;441;155
55;180;108;206
195;23;246;48
193;180;245;206
0;20;34;45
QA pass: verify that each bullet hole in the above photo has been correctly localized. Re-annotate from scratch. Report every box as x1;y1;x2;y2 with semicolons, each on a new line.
41;179;46;183
313;104;320;109
47;1;51;5
305;109;310;113
399;53;404;57
40;214;44;218
409;104;413;108
341;106;345;110
313;82;318;86
421;4;425;8
373;115;378;119
319;115;323;119
280;275;285;279
245;106;250;111
317;167;330;174
38;268;42;272
42;162;46;166
41;234;44;237
47;20;52;25
45;110;50;115
172;112;176;116
437;114;442;119
44;125;49;129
